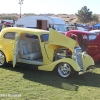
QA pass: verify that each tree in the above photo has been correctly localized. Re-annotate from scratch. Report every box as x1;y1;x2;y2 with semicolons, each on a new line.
75;6;93;23
0;15;18;20
91;14;99;24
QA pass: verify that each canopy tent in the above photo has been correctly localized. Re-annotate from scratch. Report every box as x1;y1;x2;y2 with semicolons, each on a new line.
94;23;100;28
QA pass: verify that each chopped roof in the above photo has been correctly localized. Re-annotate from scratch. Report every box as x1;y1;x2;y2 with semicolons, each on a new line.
66;30;96;36
1;27;49;35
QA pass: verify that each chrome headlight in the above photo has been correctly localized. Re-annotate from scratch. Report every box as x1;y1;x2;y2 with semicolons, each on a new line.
83;51;87;58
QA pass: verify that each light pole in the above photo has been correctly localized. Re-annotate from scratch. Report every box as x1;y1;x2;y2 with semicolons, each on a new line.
18;0;24;18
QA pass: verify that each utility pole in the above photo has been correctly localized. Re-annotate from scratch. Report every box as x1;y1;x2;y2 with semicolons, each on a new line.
18;0;24;18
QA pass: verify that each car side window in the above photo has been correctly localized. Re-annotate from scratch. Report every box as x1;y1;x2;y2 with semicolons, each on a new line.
4;32;16;40
89;35;97;40
40;34;49;42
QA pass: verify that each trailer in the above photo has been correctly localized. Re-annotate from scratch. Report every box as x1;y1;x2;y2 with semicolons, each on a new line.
14;15;66;32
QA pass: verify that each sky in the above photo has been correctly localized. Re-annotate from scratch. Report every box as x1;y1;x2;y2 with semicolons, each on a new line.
0;0;100;14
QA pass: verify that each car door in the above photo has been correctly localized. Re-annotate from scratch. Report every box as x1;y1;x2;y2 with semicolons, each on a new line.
3;32;17;59
88;34;98;57
13;34;19;67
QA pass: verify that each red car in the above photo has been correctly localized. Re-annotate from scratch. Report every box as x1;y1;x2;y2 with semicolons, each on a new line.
65;30;100;62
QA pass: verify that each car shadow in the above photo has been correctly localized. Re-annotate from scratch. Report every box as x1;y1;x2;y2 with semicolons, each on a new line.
1;64;100;91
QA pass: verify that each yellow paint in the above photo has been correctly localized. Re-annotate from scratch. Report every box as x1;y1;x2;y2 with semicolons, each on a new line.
38;58;81;71
0;46;11;62
49;29;79;52
0;27;95;74
0;27;49;63
83;54;95;70
38;54;94;72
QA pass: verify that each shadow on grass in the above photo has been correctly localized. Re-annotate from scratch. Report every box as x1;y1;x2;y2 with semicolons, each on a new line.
1;64;100;91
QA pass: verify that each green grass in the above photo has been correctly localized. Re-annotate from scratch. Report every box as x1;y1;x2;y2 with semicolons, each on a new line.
0;63;100;100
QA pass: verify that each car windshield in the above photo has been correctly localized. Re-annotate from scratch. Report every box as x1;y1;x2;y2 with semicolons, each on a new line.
89;35;97;40
54;25;66;32
40;34;49;42
89;30;100;35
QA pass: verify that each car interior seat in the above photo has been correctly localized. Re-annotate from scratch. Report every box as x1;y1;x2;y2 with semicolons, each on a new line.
19;34;42;60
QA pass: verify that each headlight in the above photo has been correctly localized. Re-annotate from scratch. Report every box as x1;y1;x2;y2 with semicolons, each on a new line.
83;51;87;58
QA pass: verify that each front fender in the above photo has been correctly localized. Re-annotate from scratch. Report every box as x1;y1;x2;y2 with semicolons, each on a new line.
0;47;11;63
83;54;95;70
38;58;81;71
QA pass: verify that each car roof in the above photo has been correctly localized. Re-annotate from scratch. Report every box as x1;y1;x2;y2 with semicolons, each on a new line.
66;30;95;35
1;27;49;35
89;30;100;32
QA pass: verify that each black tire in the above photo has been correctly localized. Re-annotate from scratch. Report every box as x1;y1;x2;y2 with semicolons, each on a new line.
57;62;74;78
0;51;6;67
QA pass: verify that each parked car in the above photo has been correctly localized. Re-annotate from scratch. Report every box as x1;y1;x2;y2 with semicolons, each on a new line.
65;30;100;62
0;27;94;78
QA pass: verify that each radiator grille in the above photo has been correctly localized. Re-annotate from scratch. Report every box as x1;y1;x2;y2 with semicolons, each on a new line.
74;47;83;70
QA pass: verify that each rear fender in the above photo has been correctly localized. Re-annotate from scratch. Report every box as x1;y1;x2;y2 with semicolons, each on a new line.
0;47;11;63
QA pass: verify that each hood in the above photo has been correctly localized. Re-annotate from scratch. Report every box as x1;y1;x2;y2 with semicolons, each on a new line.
49;28;78;52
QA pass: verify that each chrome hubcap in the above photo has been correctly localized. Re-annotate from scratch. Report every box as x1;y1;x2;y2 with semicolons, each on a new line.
58;63;71;78
0;52;5;66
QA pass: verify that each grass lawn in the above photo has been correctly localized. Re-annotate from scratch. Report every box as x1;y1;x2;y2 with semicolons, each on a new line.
0;63;100;100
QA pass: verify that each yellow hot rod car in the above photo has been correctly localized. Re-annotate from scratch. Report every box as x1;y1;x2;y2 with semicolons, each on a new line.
0;27;94;78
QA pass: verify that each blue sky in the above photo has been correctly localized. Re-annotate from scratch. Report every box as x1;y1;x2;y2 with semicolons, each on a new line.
0;0;100;14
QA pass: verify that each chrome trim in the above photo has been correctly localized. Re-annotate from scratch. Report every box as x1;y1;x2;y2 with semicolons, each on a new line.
74;47;84;70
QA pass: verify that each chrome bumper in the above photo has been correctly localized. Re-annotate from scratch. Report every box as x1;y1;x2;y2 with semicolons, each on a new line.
78;65;95;75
